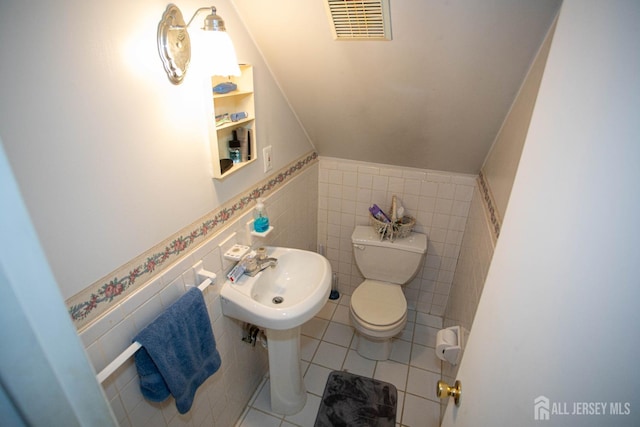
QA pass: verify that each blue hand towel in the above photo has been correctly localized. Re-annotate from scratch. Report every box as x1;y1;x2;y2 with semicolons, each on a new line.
133;288;221;414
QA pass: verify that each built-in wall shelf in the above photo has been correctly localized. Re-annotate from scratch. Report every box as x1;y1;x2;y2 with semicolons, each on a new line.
208;64;257;180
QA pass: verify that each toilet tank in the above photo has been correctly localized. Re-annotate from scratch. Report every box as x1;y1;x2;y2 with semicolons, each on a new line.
351;225;428;284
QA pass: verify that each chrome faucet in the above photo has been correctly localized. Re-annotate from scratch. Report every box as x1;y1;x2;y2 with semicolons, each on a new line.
240;248;278;277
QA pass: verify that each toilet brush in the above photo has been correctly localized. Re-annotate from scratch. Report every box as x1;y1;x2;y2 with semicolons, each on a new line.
329;272;340;300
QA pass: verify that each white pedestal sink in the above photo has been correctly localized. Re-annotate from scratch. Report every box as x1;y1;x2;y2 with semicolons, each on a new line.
220;247;331;415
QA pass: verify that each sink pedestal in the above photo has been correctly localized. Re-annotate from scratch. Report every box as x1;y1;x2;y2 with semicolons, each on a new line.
266;327;307;415
219;247;332;414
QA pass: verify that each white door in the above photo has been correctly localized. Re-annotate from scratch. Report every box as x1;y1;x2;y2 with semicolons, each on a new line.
0;139;118;426
441;1;640;426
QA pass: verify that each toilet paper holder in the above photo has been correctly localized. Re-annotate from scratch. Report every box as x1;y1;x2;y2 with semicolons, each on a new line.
435;325;468;365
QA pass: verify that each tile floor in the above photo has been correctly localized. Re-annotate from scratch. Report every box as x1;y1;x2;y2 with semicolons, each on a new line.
235;295;443;427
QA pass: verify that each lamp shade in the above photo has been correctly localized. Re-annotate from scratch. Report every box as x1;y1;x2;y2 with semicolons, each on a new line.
192;30;241;77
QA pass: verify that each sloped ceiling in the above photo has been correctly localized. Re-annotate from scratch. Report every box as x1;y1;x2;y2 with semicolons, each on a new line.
232;0;561;174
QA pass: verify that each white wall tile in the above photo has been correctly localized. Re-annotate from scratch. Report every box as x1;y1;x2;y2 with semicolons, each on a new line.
451;200;472;217
341;185;357;200
85;340;107;373
113;361;138;392
435;198;453;214
437;182;456;199
432;213;451;229
420;181;439;197
100;316;137;365
128;397;160;426
402;170;427;181
451;175;476;186
358;165;380;175
108;395;128;425
403;179;421;195
454;184;474;202
357;173;374;188
356;188;372;202
120;277;165;319
428;172;452;183
337;162;359;172
327;197;341;212
159;277;186;307
132;295;163;333
79;304;126;347
81;166;314;427
328;183;342;198
380;167;402;177
120;376;144;414
320;159;338;170
388;176;404;193
343;171;358;186
328;169;342;185
372;175;389;191
442;184;496;384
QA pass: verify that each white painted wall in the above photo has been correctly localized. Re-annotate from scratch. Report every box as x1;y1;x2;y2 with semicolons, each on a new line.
482;16;557;220
0;0;313;299
233;0;561;173
440;9;558;398
442;0;640;424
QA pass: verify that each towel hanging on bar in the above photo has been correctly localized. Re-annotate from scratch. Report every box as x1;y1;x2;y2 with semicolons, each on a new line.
96;275;215;385
133;287;221;414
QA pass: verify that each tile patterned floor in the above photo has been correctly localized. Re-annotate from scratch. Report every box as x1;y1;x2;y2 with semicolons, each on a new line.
235;295;443;427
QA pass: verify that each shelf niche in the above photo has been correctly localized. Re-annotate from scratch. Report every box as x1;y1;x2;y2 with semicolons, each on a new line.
208;64;257;179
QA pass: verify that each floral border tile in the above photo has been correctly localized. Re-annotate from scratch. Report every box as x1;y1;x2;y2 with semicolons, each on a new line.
477;170;501;240
67;151;318;330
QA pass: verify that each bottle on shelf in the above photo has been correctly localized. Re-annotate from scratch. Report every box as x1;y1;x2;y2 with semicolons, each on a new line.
253;198;270;233
229;130;241;163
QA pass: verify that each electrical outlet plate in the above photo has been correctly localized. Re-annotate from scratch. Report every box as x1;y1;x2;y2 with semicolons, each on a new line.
263;145;272;172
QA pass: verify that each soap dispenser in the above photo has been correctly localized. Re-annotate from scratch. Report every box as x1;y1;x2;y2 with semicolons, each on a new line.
253;198;270;233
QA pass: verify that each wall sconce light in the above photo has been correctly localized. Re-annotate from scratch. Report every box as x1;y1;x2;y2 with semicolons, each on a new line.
157;4;240;84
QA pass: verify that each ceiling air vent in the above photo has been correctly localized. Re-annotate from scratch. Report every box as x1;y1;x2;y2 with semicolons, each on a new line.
325;0;392;41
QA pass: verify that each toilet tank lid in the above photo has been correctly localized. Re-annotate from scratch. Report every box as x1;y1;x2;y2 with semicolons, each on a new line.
351;225;427;254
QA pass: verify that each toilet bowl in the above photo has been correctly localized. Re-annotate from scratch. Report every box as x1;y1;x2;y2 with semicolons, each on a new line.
350;226;427;360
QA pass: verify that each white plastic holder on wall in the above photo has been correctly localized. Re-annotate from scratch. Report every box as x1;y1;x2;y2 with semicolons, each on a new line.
223;244;251;261
435;325;469;365
247;219;273;237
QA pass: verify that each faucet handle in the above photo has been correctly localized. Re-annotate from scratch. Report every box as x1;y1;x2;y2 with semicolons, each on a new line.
243;255;258;269
256;247;268;260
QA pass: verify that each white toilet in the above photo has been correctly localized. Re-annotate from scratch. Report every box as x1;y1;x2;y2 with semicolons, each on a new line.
350;225;428;360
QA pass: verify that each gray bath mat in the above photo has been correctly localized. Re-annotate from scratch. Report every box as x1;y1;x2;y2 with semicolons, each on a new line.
314;370;397;427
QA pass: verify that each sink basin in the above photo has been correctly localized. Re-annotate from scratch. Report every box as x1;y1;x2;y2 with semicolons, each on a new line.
220;246;331;330
220;246;332;415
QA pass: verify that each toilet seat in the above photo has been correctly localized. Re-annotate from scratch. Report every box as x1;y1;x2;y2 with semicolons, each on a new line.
351;280;407;330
